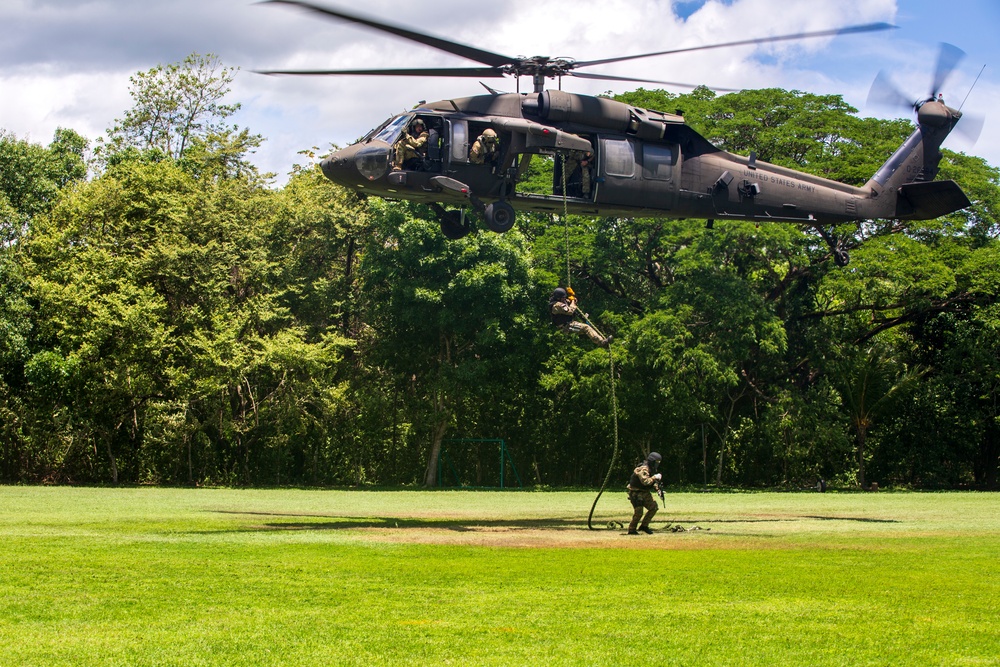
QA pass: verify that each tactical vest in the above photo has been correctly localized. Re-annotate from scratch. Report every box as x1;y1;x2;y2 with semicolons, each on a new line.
628;468;643;488
550;303;573;326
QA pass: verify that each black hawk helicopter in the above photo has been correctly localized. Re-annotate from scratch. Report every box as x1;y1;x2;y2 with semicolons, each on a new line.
258;0;973;266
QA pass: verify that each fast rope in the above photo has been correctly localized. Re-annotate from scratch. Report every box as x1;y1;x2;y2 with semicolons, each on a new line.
562;156;571;288
587;342;621;530
577;288;620;530
556;155;622;530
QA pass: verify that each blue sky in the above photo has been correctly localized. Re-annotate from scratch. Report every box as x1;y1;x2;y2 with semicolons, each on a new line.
790;0;997;105
0;0;996;178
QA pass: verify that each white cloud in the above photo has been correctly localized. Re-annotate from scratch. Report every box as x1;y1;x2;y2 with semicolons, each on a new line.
0;69;132;145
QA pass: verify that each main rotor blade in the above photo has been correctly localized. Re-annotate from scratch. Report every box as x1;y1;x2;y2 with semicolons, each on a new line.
574;22;896;69
930;42;965;98
569;70;739;92
259;0;517;68
255;66;506;77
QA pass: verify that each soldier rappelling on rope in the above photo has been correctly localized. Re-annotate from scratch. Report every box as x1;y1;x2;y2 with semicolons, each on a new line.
548;287;611;348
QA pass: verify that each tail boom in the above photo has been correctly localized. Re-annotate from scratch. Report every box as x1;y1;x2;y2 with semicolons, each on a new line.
863;99;970;220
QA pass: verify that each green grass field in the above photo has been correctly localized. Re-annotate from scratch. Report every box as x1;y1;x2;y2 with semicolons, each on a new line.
1;487;997;666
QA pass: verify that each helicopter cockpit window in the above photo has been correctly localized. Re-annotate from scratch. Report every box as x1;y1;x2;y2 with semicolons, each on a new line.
372;115;410;144
642;144;675;181
603;138;635;178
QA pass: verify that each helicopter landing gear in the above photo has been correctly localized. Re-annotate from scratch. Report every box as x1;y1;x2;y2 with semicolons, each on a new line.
440;210;470;239
815;225;850;266
484;200;516;233
429;203;471;239
833;246;850;267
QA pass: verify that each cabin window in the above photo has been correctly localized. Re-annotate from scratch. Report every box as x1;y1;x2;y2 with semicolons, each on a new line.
451;120;469;162
642;144;675;181
603;139;635;178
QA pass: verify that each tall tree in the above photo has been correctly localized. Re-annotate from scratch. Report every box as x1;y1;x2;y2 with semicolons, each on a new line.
101;53;255;164
0;129;88;228
829;341;925;488
359;202;536;486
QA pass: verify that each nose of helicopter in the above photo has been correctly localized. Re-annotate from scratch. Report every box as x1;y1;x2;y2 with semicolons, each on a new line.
319;150;353;181
320;143;392;186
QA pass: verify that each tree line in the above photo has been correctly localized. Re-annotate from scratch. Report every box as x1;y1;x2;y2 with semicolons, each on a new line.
1;55;997;489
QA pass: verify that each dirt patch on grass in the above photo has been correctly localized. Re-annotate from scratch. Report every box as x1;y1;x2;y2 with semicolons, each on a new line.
234;510;737;548
353;524;727;549
234;508;953;549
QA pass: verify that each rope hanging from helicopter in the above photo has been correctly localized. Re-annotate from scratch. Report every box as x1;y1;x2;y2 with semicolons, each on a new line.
556;158;622;531
587;344;622;531
562;162;572;291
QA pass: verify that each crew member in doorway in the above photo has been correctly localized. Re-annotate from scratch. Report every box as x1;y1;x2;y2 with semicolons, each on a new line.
393;118;429;170
626;452;662;535
548;287;610;348
469;128;500;166
564;149;593;197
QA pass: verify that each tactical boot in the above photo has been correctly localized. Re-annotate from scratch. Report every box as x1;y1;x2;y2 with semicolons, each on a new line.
601;335;613;348
639;526;654;535
627;529;639;535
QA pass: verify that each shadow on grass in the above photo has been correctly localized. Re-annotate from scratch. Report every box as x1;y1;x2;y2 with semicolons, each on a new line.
800;515;900;524
207;510;587;532
666;516;901;525
203;510;898;534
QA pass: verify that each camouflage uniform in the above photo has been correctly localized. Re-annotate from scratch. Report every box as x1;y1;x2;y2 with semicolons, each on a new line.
626;457;660;533
469;129;500;166
550;297;607;347
563;149;593;197
394;121;429;170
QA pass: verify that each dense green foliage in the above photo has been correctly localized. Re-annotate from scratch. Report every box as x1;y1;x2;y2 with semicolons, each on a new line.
0;61;998;488
2;487;999;665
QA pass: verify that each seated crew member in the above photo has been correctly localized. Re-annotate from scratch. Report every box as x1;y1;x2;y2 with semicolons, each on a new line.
469;128;500;166
548;286;610;348
393;118;429;170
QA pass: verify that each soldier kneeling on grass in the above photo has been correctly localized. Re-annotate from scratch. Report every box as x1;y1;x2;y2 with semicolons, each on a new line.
626;452;662;535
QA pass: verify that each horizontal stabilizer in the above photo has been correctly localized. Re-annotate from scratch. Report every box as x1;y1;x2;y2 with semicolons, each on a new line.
895;180;970;220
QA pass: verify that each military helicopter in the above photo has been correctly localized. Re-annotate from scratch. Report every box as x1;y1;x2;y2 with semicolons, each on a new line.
258;0;973;266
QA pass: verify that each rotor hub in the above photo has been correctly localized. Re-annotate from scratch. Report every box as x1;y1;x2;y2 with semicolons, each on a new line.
502;57;577;79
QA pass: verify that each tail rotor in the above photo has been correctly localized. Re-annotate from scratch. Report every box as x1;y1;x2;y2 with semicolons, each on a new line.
866;69;918;112
867;42;984;148
929;42;966;101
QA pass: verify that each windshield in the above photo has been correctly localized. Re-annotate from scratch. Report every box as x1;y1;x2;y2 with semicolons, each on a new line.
368;114;410;144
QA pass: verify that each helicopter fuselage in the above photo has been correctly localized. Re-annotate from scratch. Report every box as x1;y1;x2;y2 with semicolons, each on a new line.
320;90;968;242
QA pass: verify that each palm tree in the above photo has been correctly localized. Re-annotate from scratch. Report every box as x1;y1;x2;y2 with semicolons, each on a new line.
831;342;926;489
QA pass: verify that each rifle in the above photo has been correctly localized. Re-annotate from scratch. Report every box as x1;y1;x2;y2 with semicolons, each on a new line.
654;480;665;503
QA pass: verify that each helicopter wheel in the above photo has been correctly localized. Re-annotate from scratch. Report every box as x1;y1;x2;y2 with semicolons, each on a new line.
439;209;470;239
815;225;851;267
484;201;516;233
